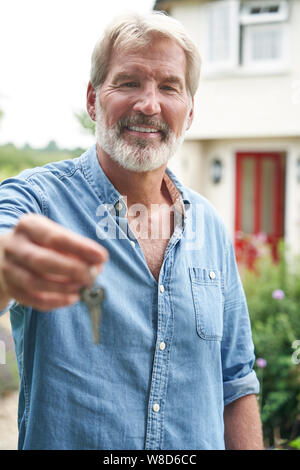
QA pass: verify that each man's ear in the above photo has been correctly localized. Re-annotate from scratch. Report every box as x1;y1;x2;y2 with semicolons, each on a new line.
186;97;194;131
86;82;96;121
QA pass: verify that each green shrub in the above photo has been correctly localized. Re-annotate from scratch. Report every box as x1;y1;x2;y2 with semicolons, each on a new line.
240;241;300;447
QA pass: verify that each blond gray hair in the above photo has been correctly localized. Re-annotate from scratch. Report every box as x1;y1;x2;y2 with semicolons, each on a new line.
90;11;201;97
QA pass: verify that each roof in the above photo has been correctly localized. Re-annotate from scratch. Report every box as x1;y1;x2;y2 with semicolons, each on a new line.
153;0;205;12
153;0;179;11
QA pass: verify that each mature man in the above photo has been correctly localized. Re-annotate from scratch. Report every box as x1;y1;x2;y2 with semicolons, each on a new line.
0;13;263;450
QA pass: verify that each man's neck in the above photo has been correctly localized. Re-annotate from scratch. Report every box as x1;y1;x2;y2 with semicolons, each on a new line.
96;143;172;208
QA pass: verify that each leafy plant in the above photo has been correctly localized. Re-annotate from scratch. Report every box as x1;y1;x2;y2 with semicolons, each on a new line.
74;110;95;135
240;239;300;447
289;436;300;449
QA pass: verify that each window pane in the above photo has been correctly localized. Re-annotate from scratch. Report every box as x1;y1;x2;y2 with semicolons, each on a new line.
261;159;275;234
250;25;282;60
241;158;254;233
208;3;231;61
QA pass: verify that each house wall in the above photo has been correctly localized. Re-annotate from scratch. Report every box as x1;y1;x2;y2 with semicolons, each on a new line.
169;0;300;140
169;137;300;254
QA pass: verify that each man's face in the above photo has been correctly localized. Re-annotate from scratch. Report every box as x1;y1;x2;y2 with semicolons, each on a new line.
94;37;194;172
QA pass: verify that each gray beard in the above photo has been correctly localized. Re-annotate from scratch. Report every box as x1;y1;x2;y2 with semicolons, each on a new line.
95;100;188;172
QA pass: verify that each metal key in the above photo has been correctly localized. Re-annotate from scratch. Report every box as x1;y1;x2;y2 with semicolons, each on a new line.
80;285;105;344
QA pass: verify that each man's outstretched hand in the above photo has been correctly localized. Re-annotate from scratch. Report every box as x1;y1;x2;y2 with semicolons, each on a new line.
0;214;109;312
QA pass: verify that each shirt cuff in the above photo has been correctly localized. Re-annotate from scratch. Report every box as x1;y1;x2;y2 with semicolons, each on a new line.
0;299;16;318
223;370;260;406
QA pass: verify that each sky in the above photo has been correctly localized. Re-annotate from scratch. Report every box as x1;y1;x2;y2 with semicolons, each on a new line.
0;0;156;149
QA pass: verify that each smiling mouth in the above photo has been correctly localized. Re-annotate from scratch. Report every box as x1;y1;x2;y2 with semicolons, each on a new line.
126;126;160;134
117;117;169;142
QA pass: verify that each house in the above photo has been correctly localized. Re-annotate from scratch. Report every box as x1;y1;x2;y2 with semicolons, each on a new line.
154;0;300;259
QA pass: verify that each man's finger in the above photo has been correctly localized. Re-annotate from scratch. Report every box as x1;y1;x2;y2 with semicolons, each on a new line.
7;281;79;312
15;214;109;265
5;237;100;284
4;259;84;295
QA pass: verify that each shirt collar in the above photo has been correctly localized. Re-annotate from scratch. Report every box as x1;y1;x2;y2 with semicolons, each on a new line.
81;144;191;215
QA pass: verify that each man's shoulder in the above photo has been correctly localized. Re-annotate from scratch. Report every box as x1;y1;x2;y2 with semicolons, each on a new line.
13;153;83;183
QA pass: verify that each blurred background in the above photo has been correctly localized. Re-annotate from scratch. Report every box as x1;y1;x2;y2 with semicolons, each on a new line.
0;0;300;450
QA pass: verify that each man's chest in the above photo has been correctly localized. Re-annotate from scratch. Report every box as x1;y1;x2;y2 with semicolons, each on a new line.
127;204;174;281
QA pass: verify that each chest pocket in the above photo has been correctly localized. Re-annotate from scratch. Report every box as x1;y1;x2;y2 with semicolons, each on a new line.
189;267;224;341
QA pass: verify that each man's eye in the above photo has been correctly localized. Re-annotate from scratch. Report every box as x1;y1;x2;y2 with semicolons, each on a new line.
161;85;177;92
121;82;139;88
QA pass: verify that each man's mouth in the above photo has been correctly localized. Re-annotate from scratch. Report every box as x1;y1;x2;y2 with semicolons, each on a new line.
117;117;169;141
126;126;160;134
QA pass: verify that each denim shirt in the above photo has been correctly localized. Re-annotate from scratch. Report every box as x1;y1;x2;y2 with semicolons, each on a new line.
0;145;259;450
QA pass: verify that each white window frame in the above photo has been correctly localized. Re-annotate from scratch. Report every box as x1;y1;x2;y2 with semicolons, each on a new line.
242;22;289;71
202;0;240;74
240;0;289;24
202;0;290;78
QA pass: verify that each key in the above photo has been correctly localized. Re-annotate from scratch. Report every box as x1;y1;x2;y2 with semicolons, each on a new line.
80;285;105;344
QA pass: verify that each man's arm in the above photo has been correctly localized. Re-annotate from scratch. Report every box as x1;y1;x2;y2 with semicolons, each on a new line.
224;394;264;450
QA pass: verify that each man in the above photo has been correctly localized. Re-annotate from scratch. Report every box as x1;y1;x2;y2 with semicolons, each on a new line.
0;12;263;450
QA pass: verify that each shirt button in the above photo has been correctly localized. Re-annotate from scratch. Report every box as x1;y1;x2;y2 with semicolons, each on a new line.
159;285;165;293
152;403;160;413
209;271;216;280
115;201;123;212
130;240;136;248
159;341;166;351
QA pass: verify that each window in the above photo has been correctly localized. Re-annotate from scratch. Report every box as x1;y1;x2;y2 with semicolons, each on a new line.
203;0;290;75
240;0;289;69
203;0;239;71
240;0;289;23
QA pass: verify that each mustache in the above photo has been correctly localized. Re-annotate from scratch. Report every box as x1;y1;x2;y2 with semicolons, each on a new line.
116;115;170;138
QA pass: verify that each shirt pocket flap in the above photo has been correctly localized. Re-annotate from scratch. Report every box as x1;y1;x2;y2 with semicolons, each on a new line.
189;267;224;341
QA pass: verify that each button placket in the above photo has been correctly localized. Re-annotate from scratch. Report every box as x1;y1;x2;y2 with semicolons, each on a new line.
145;247;177;449
145;281;168;449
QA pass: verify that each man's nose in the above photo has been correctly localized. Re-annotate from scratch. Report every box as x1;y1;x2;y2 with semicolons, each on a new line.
132;85;161;115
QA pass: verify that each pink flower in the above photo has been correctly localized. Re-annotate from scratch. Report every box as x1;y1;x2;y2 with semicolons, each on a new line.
272;289;285;300
256;358;267;368
256;232;268;243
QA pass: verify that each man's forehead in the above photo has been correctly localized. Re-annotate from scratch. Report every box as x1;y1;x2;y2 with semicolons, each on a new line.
111;67;184;83
107;39;187;81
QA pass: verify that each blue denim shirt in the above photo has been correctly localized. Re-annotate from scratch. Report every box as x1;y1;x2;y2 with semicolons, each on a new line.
0;145;259;450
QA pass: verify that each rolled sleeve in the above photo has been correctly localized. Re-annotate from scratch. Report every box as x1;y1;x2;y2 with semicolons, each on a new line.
221;237;260;405
223;370;260;406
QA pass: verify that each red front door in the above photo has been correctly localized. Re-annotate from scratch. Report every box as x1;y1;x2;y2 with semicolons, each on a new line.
235;152;285;266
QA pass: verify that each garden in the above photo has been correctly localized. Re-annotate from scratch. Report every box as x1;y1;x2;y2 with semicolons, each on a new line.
238;234;300;449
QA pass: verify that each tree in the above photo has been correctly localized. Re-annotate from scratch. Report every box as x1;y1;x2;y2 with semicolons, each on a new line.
44;140;59;152
74;110;95;135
